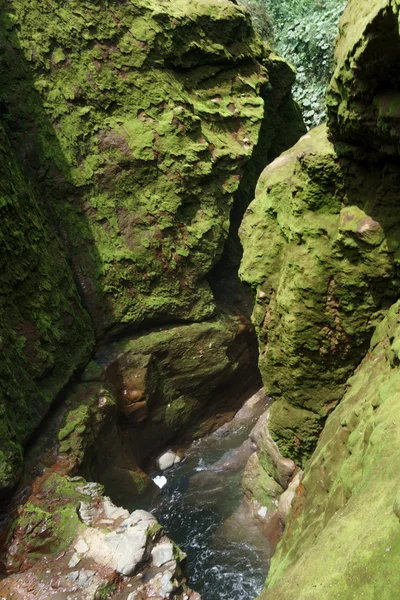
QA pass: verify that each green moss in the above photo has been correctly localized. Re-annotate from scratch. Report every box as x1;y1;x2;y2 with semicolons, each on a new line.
57;384;116;471
240;124;400;462
327;0;400;154
0;122;93;491
8;472;89;570
0;0;303;340
260;299;400;599
243;452;283;508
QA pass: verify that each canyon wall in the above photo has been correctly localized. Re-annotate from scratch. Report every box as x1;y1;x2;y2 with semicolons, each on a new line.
0;0;304;497
238;0;400;597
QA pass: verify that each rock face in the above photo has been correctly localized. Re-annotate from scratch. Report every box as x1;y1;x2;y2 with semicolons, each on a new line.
1;0;303;339
327;0;400;154
240;123;400;462
260;301;400;599
0;122;93;492
0;0;304;493
239;0;400;598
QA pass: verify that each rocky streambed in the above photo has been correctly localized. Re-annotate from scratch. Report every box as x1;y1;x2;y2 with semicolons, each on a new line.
143;390;282;600
0;388;302;600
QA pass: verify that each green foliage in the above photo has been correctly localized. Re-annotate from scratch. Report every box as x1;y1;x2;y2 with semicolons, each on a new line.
238;0;345;128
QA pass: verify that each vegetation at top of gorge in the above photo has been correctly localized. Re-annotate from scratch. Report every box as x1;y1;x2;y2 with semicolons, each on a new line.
238;0;345;128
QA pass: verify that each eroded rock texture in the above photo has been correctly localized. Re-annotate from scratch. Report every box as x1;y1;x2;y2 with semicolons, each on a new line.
238;0;400;598
0;0;304;492
240;124;400;463
261;300;400;600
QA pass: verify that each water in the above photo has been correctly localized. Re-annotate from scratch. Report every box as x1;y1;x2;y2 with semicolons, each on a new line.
147;397;270;600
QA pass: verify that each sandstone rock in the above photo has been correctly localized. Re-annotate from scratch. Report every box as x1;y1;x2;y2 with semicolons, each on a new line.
0;0;304;492
278;471;303;523
260;300;400;599
242;452;284;509
240;124;400;463
151;541;175;568
250;410;296;488
0;124;93;492
327;0;400;154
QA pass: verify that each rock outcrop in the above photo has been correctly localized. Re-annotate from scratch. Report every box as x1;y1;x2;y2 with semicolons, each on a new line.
0;0;304;493
0;122;94;492
240;124;400;463
0;470;196;599
261;299;400;599
238;0;400;597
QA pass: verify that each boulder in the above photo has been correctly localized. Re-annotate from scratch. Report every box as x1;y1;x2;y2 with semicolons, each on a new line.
240;124;400;462
152;541;175;568
156;450;180;471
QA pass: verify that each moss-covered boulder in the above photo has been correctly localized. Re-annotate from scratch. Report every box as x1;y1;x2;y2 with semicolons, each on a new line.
0;0;304;494
240;124;400;463
327;0;400;154
0;123;93;493
1;0;303;338
259;299;400;600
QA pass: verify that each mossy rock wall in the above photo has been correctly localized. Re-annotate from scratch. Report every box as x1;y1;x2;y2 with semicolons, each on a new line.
0;122;93;492
259;300;400;600
1;0;303;338
0;0;304;494
239;124;400;463
327;0;400;154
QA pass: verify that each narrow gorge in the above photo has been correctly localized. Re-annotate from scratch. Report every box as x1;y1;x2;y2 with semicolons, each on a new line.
0;0;399;598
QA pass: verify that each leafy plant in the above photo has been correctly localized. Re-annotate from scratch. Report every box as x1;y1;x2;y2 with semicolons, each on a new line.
238;0;345;129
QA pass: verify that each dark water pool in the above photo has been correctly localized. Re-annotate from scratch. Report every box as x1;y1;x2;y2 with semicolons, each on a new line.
148;398;270;600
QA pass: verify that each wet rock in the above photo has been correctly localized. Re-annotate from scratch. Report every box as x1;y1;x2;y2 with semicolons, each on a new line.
151;541;175;568
278;471;303;524
156;450;181;471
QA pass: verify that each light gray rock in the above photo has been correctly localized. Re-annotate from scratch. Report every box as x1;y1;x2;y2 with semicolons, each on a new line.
104;510;157;576
74;539;89;554
68;553;81;568
156;450;178;471
151;541;174;567
103;496;129;521
154;569;176;596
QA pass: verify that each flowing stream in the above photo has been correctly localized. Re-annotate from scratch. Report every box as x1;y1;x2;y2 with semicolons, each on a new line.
146;395;271;600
